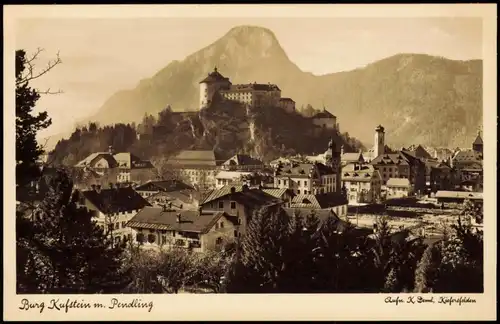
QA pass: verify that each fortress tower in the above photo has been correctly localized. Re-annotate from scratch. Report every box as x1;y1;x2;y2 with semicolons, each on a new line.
325;137;342;193
198;67;232;109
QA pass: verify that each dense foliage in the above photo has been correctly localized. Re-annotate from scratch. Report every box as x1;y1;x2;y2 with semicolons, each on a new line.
49;100;365;166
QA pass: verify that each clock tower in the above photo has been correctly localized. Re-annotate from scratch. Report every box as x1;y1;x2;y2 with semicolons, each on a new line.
374;125;385;159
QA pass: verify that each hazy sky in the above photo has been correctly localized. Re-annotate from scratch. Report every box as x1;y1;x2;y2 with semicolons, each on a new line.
15;17;483;138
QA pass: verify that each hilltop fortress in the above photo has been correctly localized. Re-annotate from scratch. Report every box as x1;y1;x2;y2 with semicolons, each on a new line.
198;67;296;114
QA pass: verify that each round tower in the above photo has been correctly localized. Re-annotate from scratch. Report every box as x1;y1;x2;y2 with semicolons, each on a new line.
374;125;385;158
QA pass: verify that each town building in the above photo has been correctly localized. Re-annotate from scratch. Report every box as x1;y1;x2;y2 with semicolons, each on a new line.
341;163;382;204
386;178;413;198
310;108;338;130
199;185;283;235
288;192;348;219
76;184;151;245
199;67;292;112
278;98;296;113
74;146;154;184
165;150;223;190
221;154;265;172
134;180;199;210
126;207;238;253
273;138;342;195
450;132;483;191
435;190;483;207
282;208;357;234
215;170;254;189
423;160;453;193
341;149;365;167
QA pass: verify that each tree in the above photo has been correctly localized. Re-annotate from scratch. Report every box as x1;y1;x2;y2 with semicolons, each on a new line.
16;169;130;293
16;49;61;188
228;204;291;293
413;216;483;293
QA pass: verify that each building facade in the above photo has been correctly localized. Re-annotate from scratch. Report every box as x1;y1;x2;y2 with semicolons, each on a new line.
127;207;238;253
165;150;222;190
76;185;151;245
386;178;413;198
341;163;382;204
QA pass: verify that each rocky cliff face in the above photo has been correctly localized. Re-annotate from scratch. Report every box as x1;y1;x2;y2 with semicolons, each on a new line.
77;25;482;149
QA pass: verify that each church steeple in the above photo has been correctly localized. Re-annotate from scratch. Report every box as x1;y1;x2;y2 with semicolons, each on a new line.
472;129;483;153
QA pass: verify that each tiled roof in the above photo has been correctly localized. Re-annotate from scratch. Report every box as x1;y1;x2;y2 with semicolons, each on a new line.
199;68;231;84
341;152;364;163
370;152;410;166
435;191;483;200
452;149;483;163
75;153;119;168
279;98;295;102
342;164;378;182
221;83;281;93
75;152;153;169
386;178;411;187
282;208;352;233
126;207;232;234
223;154;264;166
262;188;290;199
312;109;336;119
200;185;282;207
166;150;220;167
135;180;194;192
290;192;348;209
80;187;151;214
275;162;335;178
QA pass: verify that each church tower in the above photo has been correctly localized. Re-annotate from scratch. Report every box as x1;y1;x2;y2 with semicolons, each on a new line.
374;125;385;158
325;137;342;193
472;130;483;154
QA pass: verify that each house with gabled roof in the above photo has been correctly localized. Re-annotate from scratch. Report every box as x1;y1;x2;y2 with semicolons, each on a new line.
386;178;413;198
341;163;382;204
165;149;224;189
74;146;154;184
126;206;238;253
76;184;151;245
221;153;264;171
199;185;283;235
311;107;338;130
370;150;426;193
273;161;338;195
289;192;348;219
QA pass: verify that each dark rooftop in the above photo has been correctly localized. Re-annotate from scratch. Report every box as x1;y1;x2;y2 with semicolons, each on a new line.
80;186;151;214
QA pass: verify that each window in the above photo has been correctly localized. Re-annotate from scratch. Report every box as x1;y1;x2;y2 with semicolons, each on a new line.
234;230;238;237
218;201;224;209
297;190;301;194
127;234;132;242
108;223;114;231
216;237;223;245
297;181;301;186
115;236;121;244
304;181;308;187
230;201;236;209
215;223;219;229
136;233;145;244
220;222;224;228
278;179;281;185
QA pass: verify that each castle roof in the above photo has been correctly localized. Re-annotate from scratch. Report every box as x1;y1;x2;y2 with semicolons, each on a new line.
199;67;231;84
312;108;336;119
221;83;281;92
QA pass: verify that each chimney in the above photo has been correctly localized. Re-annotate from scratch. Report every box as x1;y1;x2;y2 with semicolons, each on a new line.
242;184;249;192
176;213;181;223
230;186;236;194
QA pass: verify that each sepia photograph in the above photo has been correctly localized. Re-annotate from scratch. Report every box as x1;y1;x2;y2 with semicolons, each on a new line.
4;4;497;321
